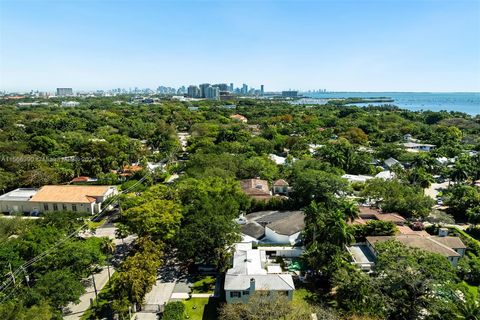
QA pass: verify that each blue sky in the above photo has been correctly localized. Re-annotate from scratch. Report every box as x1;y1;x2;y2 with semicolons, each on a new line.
1;0;479;92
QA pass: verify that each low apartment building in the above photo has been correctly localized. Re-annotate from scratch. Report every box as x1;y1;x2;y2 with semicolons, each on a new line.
0;185;117;215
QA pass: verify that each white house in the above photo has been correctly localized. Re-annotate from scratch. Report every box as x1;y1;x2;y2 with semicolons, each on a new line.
61;101;80;107
403;142;436;152
239;211;305;245
224;242;295;304
342;174;374;184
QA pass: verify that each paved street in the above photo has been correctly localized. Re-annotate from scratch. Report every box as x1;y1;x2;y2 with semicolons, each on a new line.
64;266;114;320
63;224;136;320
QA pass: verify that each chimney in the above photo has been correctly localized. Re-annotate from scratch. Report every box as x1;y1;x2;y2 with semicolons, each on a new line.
250;278;255;293
438;228;449;237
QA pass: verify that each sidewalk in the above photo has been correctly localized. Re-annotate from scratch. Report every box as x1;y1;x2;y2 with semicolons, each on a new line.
170;293;214;299
64;266;114;320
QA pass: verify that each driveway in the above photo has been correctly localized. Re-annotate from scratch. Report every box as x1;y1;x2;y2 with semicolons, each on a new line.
425;181;450;200
138;250;188;314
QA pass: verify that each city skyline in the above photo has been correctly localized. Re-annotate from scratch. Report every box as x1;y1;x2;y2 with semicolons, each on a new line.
1;0;479;92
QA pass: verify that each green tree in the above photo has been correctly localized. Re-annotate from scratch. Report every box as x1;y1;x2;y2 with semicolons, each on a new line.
123;199;182;240
30;270;85;310
373;240;457;320
174;177;247;266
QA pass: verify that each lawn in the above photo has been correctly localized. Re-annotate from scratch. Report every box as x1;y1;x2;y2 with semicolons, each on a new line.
183;298;219;320
190;275;216;294
86;217;106;230
462;281;479;299
292;287;317;309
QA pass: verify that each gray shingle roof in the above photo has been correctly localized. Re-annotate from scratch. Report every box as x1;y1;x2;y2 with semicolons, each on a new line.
224;274;295;291
367;235;462;257
241;222;265;239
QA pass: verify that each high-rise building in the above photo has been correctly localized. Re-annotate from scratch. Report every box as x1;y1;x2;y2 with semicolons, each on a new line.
241;84;248;95
282;91;298;98
229;83;234;92
199;83;210;98
187;85;201;98
213;83;229;91
205;86;220;100
260;85;264;95
56;88;73;96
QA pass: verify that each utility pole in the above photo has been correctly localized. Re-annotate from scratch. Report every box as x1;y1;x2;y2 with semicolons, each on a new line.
7;264;15;285
21;267;30;288
91;269;98;302
107;264;111;281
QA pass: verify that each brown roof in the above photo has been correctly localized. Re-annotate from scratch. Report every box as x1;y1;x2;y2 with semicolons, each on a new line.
358;206;406;225
230;114;247;122
374;213;406;224
359;206;381;217
71;176;90;183
273;179;289;186
30;185;113;203
397;226;430;237
123;165;143;172
367;235;461;257
432;236;467;249
240;179;270;195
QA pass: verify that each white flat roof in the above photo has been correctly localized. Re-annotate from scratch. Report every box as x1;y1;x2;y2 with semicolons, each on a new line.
267;265;283;274
0;188;38;202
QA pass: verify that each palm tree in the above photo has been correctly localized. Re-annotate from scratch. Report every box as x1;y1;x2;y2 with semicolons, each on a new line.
341;200;360;222
450;164;469;184
101;236;116;256
324;210;354;246
100;237;116;280
306;202;354;247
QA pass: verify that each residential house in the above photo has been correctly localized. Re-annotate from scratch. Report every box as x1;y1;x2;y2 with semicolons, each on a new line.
375;170;395;180
384;157;403;170
230;114;248;123
352;206;407;226
240;210;305;245
240;179;272;201
70;176;98;184
342;174;374;184
403;142;436;152
61;101;80;107
366;234;465;266
119;164;143;177
225;242;295;303
347;231;466;271
269;154;286;165
272;179;289;195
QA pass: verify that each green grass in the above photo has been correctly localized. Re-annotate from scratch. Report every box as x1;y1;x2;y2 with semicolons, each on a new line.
292;287;317;309
191;275;216;294
183;298;219;320
86;218;106;230
462;281;479;299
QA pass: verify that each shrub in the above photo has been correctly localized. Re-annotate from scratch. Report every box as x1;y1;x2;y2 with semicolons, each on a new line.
163;301;185;320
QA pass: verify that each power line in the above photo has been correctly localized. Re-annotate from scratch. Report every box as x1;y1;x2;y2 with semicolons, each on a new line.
0;172;150;296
